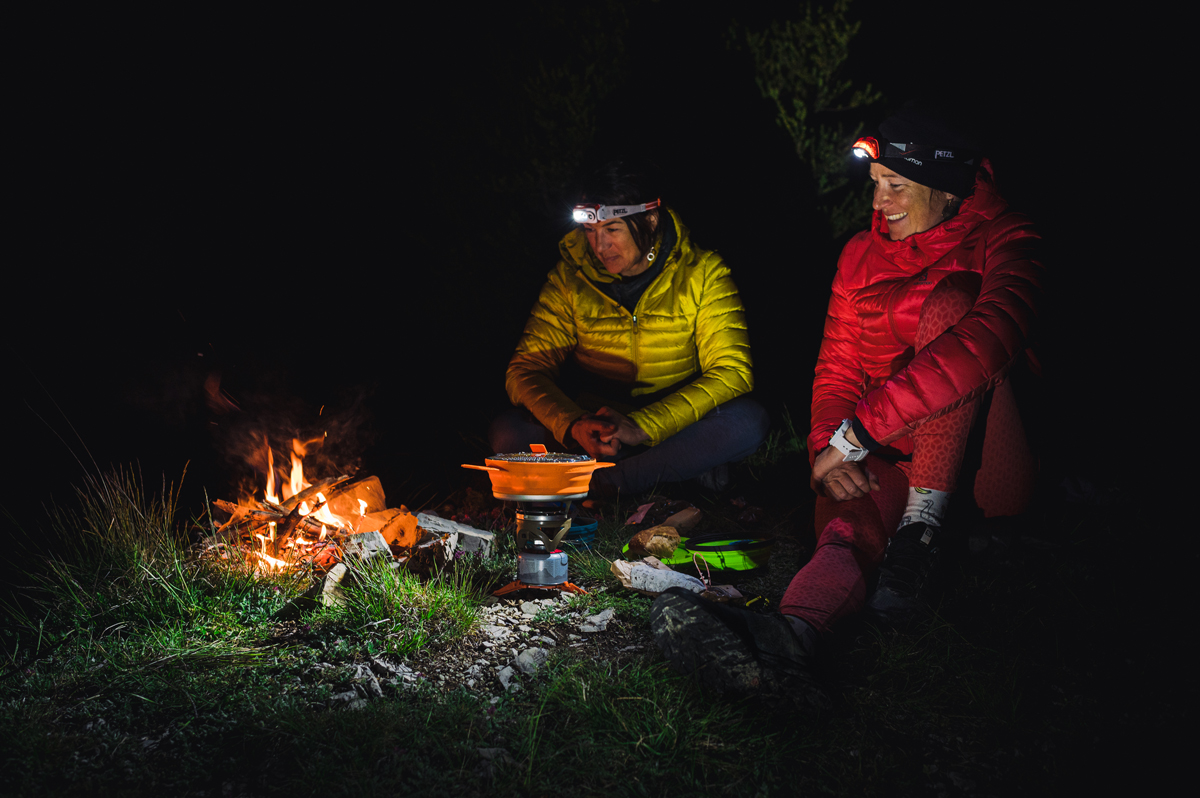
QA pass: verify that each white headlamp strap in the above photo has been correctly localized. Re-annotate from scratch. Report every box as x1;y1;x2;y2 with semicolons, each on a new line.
572;198;661;224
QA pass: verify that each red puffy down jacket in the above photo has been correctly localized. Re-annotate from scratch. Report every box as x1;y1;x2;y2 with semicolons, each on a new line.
808;160;1042;457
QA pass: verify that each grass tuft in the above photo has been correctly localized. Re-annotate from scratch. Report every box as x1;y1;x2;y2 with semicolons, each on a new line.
334;555;481;657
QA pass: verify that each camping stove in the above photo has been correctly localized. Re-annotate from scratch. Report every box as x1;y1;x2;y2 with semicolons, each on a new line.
464;446;604;596
492;500;586;596
513;502;572;586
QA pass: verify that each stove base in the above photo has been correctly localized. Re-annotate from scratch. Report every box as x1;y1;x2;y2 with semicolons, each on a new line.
493;579;587;597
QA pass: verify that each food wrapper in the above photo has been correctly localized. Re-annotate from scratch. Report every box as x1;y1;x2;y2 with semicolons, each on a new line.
611;557;705;596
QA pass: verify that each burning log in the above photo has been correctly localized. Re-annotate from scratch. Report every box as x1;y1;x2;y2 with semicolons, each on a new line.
380;510;420;548
273;502;307;558
354;508;403;536
212;499;339;537
323;476;387;518
278;475;352;513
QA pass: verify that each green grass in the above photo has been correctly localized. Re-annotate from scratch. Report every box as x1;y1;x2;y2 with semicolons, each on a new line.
0;461;1178;796
336;555;481;657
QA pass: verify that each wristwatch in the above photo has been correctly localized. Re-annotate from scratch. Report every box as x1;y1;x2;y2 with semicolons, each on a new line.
829;419;868;462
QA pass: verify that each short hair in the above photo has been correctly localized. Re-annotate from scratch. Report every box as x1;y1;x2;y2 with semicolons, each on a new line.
578;160;663;257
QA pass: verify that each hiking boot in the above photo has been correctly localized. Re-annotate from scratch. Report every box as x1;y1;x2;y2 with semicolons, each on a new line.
867;522;942;626
649;587;827;709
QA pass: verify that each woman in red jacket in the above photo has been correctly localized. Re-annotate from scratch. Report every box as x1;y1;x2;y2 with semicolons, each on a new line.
650;104;1042;703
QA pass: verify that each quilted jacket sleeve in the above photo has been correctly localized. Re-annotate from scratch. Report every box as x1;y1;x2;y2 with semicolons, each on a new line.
505;268;588;446
809;250;868;460
857;214;1043;445
628;253;754;446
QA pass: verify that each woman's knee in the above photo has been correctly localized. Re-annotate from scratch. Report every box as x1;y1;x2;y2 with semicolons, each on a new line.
713;396;770;459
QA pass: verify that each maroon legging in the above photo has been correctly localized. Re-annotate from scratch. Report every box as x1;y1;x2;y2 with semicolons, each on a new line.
780;274;1036;633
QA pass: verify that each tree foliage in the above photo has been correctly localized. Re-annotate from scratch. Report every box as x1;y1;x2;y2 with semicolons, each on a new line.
743;0;882;238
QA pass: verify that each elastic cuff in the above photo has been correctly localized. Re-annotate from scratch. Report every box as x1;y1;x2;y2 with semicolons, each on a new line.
562;419;583;448
851;418;880;452
557;414;585;448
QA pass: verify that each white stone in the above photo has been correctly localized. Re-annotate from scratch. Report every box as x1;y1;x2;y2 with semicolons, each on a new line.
329;690;366;710
341;530;392;562
514;648;550;674
369;657;399;678
352;664;383;698
417;513;494;556
319;563;351;607
580;608;616;632
519;601;539;616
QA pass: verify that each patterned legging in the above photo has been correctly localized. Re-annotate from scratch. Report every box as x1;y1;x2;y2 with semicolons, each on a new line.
780;273;1036;633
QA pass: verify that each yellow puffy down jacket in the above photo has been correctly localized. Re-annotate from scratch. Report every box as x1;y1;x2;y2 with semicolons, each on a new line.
505;208;753;447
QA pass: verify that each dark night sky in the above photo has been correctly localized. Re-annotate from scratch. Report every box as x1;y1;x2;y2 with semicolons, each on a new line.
4;2;1139;530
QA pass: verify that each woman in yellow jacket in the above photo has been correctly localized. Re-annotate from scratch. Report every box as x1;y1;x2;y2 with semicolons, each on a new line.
491;162;768;496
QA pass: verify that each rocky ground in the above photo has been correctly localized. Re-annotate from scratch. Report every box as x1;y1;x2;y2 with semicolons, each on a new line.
408;591;657;698
268;585;659;714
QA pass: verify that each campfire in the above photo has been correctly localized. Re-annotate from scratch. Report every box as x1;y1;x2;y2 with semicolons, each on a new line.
210;434;491;574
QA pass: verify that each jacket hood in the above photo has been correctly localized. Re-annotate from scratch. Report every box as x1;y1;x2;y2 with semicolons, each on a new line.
559;207;687;284
870;158;1009;269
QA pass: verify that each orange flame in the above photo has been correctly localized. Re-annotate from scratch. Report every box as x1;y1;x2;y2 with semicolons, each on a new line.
264;434;280;506
287;438;311;501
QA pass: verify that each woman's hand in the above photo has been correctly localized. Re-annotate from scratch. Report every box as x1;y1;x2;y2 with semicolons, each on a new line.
594;407;650;447
811;429;880;501
570;416;620;458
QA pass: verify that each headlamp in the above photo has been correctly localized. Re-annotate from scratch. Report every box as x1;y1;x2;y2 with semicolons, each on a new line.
572;198;661;224
851;136;976;167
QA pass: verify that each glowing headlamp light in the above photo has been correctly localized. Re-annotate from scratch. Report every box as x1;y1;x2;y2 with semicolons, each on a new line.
572;198;661;224
852;137;880;159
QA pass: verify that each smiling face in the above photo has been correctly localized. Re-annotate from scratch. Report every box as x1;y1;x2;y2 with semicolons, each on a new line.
869;163;953;241
582;213;658;277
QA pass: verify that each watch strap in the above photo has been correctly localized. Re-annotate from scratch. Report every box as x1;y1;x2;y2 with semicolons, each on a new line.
829;419;868;462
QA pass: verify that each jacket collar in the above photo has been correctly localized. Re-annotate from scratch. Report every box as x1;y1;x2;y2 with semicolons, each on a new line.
560;207;686;284
869;158;1009;269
